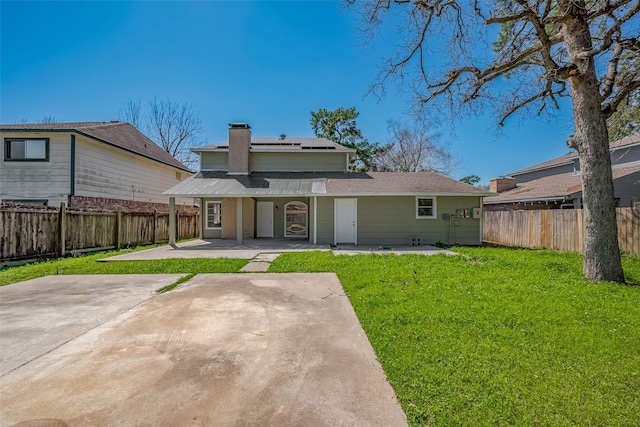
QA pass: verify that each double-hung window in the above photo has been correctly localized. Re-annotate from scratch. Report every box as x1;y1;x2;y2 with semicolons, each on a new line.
206;201;222;229
4;138;49;161
416;197;437;219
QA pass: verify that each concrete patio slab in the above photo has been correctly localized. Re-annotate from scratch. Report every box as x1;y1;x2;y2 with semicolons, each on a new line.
0;273;407;426
101;239;331;261
0;274;184;376
100;239;453;261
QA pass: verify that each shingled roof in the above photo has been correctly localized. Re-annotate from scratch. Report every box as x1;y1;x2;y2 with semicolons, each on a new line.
510;133;640;176
484;164;640;204
0;121;190;172
165;171;492;197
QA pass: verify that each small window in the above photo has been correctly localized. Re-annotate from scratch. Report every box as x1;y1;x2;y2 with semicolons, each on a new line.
416;197;437;219
206;201;222;229
4;138;49;161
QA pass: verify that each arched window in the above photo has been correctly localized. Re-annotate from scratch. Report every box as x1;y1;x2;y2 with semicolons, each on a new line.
284;201;308;237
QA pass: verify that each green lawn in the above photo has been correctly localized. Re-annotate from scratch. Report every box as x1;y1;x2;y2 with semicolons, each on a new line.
269;248;640;426
2;245;639;425
0;245;247;287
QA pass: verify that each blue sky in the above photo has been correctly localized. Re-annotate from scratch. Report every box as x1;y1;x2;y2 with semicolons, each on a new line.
1;0;576;184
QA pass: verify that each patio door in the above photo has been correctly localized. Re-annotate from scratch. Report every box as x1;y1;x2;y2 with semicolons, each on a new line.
334;198;357;245
256;202;274;238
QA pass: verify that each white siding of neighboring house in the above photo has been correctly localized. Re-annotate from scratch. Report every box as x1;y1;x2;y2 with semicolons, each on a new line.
74;136;194;207
0;131;72;206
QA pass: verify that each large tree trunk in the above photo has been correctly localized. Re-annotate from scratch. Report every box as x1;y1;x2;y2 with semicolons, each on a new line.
562;2;625;282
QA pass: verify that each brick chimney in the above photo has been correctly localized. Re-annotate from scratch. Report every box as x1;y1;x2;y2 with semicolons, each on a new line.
490;177;517;193
227;123;251;175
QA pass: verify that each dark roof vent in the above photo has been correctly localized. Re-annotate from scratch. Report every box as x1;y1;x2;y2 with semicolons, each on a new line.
279;134;286;140
229;122;251;129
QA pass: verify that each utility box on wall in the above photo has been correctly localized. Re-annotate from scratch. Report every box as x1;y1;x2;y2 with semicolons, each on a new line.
472;207;481;219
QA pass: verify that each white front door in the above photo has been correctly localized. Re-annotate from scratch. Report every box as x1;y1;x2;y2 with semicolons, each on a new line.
256;202;274;238
334;198;357;244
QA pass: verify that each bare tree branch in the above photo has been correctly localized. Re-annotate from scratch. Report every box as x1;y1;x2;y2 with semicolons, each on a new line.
602;78;640;118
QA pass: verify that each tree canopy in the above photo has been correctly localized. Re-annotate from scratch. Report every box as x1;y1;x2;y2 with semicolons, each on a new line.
348;0;639;282
460;175;481;185
310;107;387;171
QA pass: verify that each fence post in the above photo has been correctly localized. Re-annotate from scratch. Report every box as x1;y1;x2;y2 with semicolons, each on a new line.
116;208;122;250
176;210;180;241
59;203;66;257
153;209;158;244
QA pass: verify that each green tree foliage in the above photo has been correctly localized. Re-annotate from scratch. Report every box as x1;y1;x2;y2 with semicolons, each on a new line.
460;175;481;185
310;107;387;171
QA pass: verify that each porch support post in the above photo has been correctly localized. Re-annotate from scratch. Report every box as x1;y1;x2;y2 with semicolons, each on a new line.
199;198;204;239
236;197;243;244
169;197;176;245
313;196;317;245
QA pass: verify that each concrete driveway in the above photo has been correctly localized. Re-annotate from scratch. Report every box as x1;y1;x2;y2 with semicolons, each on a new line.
0;273;407;426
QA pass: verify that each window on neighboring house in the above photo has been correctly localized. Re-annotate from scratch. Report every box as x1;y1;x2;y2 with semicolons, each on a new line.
206;201;222;229
4;138;49;161
416;197;437;219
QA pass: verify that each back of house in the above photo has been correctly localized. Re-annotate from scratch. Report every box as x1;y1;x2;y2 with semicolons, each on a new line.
165;122;492;245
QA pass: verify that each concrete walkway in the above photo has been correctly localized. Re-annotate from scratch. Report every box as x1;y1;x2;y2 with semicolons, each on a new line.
0;273;407;426
101;239;454;262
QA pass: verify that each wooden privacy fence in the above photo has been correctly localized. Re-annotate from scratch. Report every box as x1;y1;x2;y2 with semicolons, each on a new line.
483;207;640;255
0;205;200;262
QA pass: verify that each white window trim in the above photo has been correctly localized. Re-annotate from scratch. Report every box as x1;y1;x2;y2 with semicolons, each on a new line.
284;201;308;238
205;201;222;229
416;196;437;219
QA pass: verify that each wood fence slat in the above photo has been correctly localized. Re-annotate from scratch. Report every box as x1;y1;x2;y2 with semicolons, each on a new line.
1;207;200;262
482;208;638;255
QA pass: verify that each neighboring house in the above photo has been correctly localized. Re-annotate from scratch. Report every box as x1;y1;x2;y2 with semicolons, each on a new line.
164;123;491;245
0;121;195;211
484;133;640;210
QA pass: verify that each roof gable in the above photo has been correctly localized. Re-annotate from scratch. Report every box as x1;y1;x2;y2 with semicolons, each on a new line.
0;121;190;172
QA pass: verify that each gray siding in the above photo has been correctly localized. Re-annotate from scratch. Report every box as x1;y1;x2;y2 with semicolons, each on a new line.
201;152;228;171
315;196;483;245
250;152;347;172
0;131;71;206
515;163;575;183
75;136;193;207
612;144;640;167
614;171;640;207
